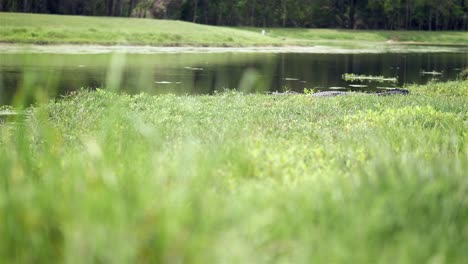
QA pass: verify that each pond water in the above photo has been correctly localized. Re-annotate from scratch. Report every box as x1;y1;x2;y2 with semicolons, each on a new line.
1;50;467;105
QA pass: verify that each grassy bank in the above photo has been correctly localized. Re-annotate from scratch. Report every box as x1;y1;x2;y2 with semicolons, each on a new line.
259;28;468;47
1;12;468;47
1;80;467;263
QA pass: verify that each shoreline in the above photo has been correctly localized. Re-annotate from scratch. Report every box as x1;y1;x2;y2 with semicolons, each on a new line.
1;43;467;54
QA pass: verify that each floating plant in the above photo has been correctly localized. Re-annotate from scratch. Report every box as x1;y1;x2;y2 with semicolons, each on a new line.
420;70;443;75
342;73;398;83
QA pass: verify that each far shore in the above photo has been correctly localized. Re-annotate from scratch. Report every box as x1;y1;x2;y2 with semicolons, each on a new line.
1;43;467;55
2;13;468;49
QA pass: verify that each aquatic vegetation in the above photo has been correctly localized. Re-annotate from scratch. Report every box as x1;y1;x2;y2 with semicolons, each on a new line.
348;84;369;88
420;70;443;75
0;106;18;121
342;73;398;83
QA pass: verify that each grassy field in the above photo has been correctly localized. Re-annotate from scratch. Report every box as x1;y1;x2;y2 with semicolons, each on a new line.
1;79;467;263
1;12;468;46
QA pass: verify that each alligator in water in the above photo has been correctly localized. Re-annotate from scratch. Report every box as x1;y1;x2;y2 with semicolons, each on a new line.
311;88;409;97
270;89;409;97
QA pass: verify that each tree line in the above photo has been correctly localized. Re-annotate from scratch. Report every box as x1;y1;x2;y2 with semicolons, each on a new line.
1;0;467;30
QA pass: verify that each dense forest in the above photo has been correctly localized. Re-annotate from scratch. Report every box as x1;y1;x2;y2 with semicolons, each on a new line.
1;0;467;30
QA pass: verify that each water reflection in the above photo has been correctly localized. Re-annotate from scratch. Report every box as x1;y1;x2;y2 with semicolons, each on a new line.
0;52;466;105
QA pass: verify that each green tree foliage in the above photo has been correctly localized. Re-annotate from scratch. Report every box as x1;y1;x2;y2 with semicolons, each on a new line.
0;0;467;30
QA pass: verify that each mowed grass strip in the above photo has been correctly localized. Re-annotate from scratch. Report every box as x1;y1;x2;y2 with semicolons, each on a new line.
1;12;468;46
0;12;280;46
0;80;467;263
259;28;468;46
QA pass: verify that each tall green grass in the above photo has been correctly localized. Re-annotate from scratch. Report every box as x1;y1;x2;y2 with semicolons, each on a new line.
1;78;467;263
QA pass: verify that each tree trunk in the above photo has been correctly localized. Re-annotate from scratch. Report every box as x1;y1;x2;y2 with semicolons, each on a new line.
281;0;287;27
23;0;28;12
217;12;222;25
193;0;198;23
128;0;135;17
428;10;432;30
106;0;113;16
250;1;256;26
112;0;122;16
111;0;121;16
117;0;123;16
348;0;356;29
405;0;410;29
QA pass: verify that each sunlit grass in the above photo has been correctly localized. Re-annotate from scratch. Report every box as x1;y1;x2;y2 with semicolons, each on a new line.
1;12;467;47
0;79;467;263
262;28;468;46
0;12;280;46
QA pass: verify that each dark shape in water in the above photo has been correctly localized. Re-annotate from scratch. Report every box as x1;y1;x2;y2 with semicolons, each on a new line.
311;88;409;97
270;90;301;95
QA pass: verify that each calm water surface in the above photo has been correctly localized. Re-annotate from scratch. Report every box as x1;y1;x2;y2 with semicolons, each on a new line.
1;51;467;105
